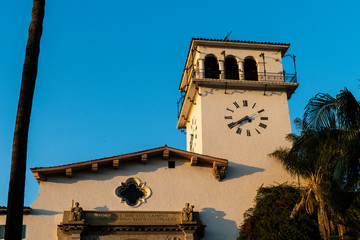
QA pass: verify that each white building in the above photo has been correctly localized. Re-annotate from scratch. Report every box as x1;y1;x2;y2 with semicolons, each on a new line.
0;38;299;240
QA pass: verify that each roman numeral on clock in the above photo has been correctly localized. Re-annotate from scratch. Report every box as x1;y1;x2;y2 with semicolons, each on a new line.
243;100;248;107
233;102;240;108
247;130;251;136
259;123;267;129
224;116;233;119
226;108;234;113
236;128;242;135
258;109;265;113
252;103;256;109
260;117;268;120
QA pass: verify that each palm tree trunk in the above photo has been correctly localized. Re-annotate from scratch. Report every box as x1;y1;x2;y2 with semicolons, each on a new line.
5;0;45;239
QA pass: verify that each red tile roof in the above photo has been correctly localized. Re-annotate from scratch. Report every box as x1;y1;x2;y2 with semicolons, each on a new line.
192;37;290;46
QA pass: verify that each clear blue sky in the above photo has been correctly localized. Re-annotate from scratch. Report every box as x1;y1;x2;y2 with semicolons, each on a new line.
1;0;359;206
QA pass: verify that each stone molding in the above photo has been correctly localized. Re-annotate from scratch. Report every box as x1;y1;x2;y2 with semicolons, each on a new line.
58;205;205;240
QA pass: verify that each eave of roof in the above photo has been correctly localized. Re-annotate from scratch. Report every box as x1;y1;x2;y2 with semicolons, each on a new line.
192;37;290;46
31;146;228;182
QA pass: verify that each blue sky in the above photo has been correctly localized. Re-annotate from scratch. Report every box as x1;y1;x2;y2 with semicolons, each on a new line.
1;0;360;206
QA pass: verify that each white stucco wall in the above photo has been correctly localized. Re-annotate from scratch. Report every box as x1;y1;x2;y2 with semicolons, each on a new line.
19;157;271;240
199;87;292;161
182;86;296;239
186;92;203;153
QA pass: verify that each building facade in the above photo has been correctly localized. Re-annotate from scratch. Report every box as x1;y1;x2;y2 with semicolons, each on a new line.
1;38;299;240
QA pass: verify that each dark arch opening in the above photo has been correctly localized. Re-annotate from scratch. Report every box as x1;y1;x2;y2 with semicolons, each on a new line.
225;56;239;80
205;55;220;79
244;58;258;81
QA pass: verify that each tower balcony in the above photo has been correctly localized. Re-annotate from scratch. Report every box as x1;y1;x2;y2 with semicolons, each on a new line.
180;68;297;92
176;70;299;129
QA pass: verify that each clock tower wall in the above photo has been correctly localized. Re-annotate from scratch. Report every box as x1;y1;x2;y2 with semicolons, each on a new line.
199;87;293;181
186;92;203;153
179;39;299;187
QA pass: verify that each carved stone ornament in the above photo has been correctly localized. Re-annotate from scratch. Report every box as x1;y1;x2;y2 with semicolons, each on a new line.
58;209;205;239
69;201;83;222
213;164;227;181
181;203;194;223
115;177;151;207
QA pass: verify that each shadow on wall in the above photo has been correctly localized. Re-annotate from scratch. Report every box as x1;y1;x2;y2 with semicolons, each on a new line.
223;162;264;181
201;88;249;97
31;209;61;216
93;205;109;211
201;208;238;240
81;236;99;240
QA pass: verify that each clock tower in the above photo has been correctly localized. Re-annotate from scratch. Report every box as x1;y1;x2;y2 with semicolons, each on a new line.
177;38;299;178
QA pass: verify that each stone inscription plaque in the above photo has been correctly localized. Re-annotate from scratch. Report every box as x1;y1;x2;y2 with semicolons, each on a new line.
59;209;204;240
64;211;185;226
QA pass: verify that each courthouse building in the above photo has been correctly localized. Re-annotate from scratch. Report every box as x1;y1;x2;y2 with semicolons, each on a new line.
1;38;299;240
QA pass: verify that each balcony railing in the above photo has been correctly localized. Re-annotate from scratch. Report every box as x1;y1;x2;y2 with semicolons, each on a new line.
178;70;297;119
258;72;297;83
194;70;297;83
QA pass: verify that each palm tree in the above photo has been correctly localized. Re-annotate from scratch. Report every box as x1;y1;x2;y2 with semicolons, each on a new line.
271;88;360;240
304;89;360;191
5;0;45;239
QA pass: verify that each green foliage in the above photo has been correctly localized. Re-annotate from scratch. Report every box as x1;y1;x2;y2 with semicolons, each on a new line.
270;88;360;239
332;195;360;239
238;185;320;240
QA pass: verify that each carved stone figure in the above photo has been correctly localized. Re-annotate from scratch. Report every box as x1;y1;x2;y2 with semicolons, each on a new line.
181;203;194;222
213;164;227;181
69;201;83;221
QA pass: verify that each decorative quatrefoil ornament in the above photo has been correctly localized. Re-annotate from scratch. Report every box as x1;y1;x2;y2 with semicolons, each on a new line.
115;177;151;207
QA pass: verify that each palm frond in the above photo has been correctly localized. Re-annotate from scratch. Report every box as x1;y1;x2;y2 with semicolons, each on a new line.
304;93;337;130
336;88;360;132
294;117;307;131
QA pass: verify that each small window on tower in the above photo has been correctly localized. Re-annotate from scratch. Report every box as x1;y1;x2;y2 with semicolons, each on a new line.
168;160;175;168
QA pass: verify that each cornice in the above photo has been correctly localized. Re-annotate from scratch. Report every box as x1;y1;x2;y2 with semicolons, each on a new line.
31;146;228;182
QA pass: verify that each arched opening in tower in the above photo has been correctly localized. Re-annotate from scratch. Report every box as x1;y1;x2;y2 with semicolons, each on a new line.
225;56;239;80
205;55;220;79
244;58;258;81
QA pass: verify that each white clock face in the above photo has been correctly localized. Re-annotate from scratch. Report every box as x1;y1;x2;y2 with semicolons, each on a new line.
224;99;269;136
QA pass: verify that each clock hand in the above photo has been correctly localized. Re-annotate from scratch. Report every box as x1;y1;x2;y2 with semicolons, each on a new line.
228;116;250;129
249;112;263;121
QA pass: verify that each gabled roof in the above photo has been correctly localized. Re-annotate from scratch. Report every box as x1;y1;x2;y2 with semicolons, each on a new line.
31;146;228;182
